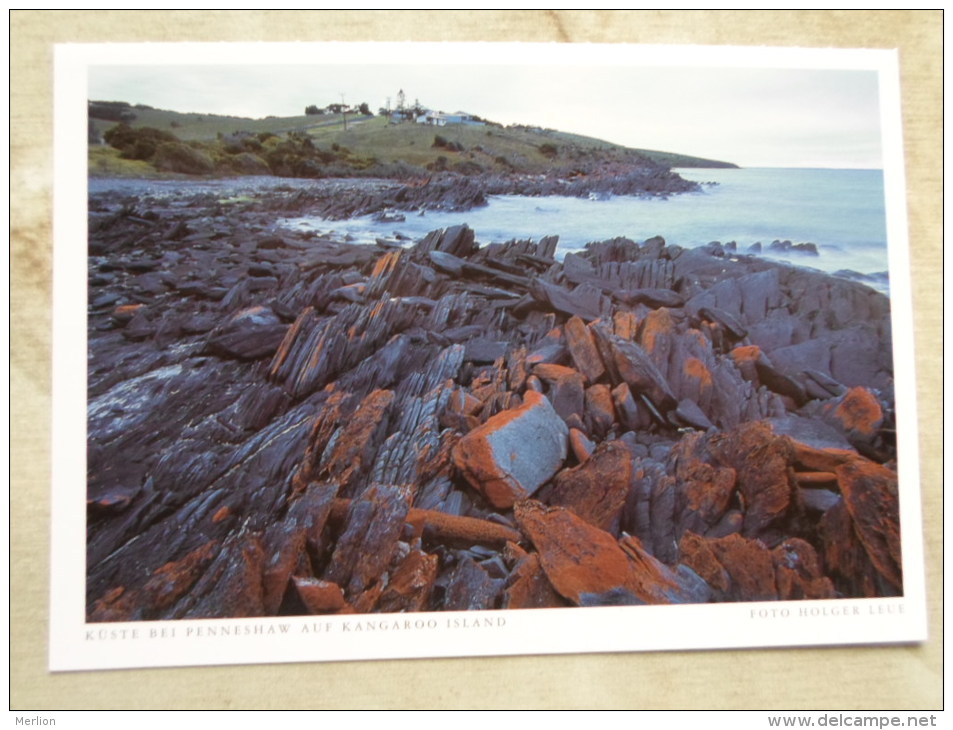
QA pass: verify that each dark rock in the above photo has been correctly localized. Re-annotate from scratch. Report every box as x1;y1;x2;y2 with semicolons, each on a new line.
325;484;410;600
206;305;289;360
800;488;841;513
515;500;709;606
836;459;902;591
503;552;566;609
592;324;677;415
564;316;606;383
548;440;635;533
442;556;504;611
530;279;606;321
85;196;899;620
376;549;438;613
294;578;350;614
674;398;715;430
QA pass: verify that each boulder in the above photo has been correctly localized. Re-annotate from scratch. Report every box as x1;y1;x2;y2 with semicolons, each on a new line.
453;390;568;509
502;552;567;609
206;305;289;360
376;549;438;613
681;530;834;602
548;440;635;533
592;324;677;414
564;316;606;383
293;578;350;614
515;500;709;606
324;484;410;599
836;459;902;591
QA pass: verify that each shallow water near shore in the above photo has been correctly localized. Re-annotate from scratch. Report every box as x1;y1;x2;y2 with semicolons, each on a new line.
89;167;890;293
282;167;889;291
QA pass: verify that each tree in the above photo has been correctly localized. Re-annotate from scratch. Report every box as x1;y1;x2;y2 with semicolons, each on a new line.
358;102;371;116
305;105;321;116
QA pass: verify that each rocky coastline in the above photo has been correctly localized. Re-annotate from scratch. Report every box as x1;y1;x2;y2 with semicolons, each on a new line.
86;182;900;621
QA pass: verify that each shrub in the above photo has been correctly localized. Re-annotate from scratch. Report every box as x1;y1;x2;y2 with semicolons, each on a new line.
452;160;484;176
427;155;449;172
538;143;558;159
228;152;271;175
153;142;214;175
103;124;178;161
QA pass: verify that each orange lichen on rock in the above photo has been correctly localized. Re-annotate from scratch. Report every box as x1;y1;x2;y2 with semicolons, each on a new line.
406;506;522;546
515;500;708;606
514;500;642;604
794;471;838;487
532;363;579;382
640;308;677;354
584;383;616;438
836;458;902;590
293;577;350;614
771;538;836;600
679;531;835;601
370;249;402;280
677;458;737;529
268;306;316;378
321;389;395;485
549;440;634;533
112;303;144;322
832;387;884;437
612;310;640;340
564;315;606;383
730;345;762;365
568;428;595;463
708;421;794;537
788;439;857;473
679;532;777;601
503;551;566;609
377;549;438;613
683;357;714;389
90;541;220;621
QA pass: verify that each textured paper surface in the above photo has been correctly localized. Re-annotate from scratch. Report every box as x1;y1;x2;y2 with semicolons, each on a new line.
11;10;942;709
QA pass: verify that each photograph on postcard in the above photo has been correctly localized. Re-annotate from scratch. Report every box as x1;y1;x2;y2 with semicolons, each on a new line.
50;42;926;671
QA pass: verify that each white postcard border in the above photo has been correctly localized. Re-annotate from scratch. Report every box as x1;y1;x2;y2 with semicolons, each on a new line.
50;41;926;672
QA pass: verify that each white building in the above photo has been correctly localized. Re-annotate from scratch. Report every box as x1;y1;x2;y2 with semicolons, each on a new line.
415;110;485;126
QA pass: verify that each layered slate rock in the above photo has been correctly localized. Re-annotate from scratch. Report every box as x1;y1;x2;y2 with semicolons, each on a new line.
548;440;635;533
514;500;709;606
835;459;902;592
679;532;835;602
453;390;568;509
206;305;289;360
85;187;901;620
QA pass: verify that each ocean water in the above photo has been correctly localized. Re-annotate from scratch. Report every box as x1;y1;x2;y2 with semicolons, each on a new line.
282;167;890;287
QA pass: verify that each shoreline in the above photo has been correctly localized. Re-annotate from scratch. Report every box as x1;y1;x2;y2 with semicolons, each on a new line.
85;185;899;620
89;174;891;293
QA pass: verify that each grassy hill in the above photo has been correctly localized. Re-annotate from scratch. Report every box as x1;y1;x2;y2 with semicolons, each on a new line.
88;101;737;178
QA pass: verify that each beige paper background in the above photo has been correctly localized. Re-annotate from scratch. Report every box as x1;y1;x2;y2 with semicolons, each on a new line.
11;10;941;709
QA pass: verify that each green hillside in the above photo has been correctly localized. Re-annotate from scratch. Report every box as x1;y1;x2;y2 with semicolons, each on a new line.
88;101;737;178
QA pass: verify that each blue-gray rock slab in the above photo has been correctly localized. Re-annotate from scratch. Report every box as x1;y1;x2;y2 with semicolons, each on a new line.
452;390;569;510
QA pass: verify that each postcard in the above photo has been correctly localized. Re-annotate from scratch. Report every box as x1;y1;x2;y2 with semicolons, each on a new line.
50;41;926;671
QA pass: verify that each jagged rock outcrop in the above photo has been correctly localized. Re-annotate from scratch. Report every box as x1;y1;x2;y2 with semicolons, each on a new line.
86;190;900;620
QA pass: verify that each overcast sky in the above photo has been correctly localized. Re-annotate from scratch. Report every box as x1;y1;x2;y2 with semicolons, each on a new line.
87;45;887;168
